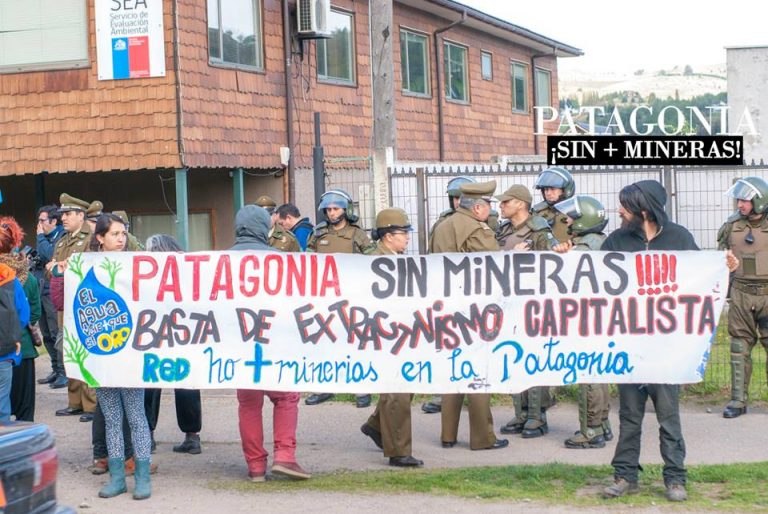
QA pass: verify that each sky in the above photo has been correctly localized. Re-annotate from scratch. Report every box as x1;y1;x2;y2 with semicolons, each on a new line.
457;0;765;73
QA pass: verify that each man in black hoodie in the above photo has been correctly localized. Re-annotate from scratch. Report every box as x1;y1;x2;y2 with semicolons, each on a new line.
601;180;697;503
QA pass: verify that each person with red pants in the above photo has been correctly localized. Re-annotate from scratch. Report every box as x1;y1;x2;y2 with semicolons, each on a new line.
231;204;310;482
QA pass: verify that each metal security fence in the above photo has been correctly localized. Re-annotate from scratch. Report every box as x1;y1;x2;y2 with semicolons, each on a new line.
385;159;768;400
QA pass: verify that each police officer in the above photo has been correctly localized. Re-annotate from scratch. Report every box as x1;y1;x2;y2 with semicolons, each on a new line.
305;189;375;407
718;177;768;418
360;208;423;467
552;195;613;448
495;185;557;439
46;193;97;422
432;181;507;450
495;185;558;250
112;211;144;251
85;201;104;232
422;177;495;414
532;166;576;243
255;196;300;252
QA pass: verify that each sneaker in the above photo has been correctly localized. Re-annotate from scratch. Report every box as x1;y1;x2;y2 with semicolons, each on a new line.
272;461;311;480
665;483;687;502
603;477;639;498
248;471;266;483
173;433;202;454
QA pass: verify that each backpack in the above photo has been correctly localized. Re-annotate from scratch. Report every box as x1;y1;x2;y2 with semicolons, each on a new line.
0;265;23;357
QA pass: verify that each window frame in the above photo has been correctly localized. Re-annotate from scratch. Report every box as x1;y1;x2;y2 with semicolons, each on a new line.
510;60;529;114
443;39;469;104
399;26;431;98
534;66;553;109
480;50;493;81
129;210;216;252
316;7;357;87
207;0;266;73
0;0;89;74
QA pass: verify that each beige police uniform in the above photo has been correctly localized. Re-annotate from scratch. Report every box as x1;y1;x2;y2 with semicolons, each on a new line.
432;182;499;450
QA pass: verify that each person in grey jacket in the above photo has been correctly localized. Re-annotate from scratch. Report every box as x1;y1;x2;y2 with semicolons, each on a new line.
231;205;310;482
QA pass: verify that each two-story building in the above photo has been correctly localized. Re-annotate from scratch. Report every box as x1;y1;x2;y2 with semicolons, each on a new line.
0;0;580;249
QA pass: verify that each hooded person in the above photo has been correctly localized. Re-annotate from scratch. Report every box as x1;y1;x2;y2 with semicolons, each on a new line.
601;180;697;503
231;205;271;251
230;205;310;483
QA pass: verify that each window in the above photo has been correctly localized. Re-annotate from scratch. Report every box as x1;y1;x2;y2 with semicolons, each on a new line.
317;9;355;84
443;41;468;102
399;29;429;96
0;0;88;73
480;51;492;80
535;68;552;108
208;0;263;70
131;213;214;252
511;62;528;112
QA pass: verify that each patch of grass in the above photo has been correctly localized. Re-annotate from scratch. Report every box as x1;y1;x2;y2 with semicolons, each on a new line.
210;462;768;511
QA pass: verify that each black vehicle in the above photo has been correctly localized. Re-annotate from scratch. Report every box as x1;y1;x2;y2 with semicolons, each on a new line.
0;423;74;514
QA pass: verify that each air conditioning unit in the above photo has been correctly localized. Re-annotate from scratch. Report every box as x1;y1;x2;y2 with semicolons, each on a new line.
297;0;331;39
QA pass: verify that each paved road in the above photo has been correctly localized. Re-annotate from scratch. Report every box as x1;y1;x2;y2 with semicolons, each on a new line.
33;359;766;513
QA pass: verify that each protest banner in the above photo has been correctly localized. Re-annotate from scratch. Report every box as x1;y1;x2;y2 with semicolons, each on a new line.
62;250;727;393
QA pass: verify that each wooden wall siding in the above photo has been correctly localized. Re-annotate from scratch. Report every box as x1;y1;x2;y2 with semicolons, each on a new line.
176;0;289;169
0;0;562;178
0;1;180;176
285;0;373;170
391;3;557;162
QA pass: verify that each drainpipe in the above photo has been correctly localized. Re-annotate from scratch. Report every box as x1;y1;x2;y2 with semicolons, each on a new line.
434;11;466;162
282;0;295;201
172;0;186;167
531;45;558;155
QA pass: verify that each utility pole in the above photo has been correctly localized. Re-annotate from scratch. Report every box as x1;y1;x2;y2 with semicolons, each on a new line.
370;0;396;213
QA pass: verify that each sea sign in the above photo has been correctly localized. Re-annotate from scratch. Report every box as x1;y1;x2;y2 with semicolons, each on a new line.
63;250;728;393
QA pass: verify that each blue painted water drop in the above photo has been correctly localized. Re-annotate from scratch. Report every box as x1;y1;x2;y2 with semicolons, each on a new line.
73;268;133;355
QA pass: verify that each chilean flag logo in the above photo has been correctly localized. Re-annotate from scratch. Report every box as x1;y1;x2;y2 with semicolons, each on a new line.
112;36;150;79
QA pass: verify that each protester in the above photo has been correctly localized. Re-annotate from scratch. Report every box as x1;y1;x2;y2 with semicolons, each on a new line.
0;222;30;425
360;208;423;467
430;181;507;451
601;181;698;502
143;234;204;456
276;203;314;251
89;214;153;500
231;205;310;482
0;217;42;422
34;205;67;389
47;193;97;422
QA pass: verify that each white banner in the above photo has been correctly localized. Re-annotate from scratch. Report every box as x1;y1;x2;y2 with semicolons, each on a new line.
95;0;165;80
63;250;728;393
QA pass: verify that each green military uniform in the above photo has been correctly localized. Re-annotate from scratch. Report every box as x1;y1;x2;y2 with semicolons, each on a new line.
305;193;374;407
568;232;612;447
532;201;570;243
493;186;555;437
306;222;374;254
364;241;415;458
52;194;97;414
496;215;558;251
269;226;300;252
432;181;501;450
718;211;768;415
